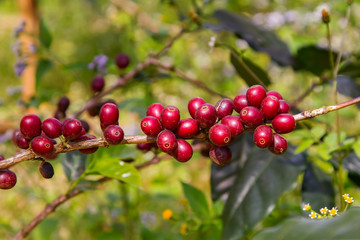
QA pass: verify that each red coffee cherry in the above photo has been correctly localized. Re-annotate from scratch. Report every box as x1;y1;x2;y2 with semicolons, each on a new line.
99;103;119;128
146;103;164;120
15;132;29;149
39;161;54;179
221;115;244;137
31;136;55;157
57;96;70;113
279;100;290;113
62;119;83;140
87;99;116;117
91;75;105;92
115;53;130;69
268;133;288;155
0;170;17;190
233;94;248;113
157;130;177;153
253;125;273;148
176;118;199;138
246;85;267;108
195;103;217;129
172;139;193;162
79;120;90;133
209;124;232;147
240;106;264;128
266;90;283;100
215;98;234;119
42;118;62;139
136;143;153;152
141;116;162;137
104;125;124;145
272;114;296;134
188;97;206;119
260;96;280;120
20;114;42;140
209;145;232;166
76;134;98;154
160;106;180;131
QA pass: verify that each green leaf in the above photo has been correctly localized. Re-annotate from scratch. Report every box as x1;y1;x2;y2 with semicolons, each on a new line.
353;138;360;158
295;139;314;154
310;127;326;139
39;20;53;49
36;58;53;86
324;132;347;152
61;151;87;182
181;181;210;218
253;207;360;240
230;52;271;87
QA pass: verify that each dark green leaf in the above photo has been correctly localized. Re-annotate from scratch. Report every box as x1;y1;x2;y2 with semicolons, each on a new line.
181;181;210;218
253;207;360;240
339;61;360;78
39;20;53;49
61;151;87;182
230;52;271;87
36;59;53;86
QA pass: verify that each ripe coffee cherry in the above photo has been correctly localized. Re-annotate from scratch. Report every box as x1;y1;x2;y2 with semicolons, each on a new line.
104;125;124;145
253;125;273;148
42;118;62;139
39;161;54;179
279;100;290;113
240;106;264;128
141;116;162;136
99;103;119;127
91;75;105;92
146;103;164;120
188;97;206;119
195;103;217;129
172;139;193;162
87;99;116;117
260;96;280;120
209;146;232;166
31;136;54;157
246;85;267;108
79;120;90;133
272;114;296;134
15;132;29;149
209;124;232;147
20;114;42;140
215;98;234;119
233;94;248;113
266;90;283;100
57;96;70;113
221;115;244;137
76;134;98;154
268;133;287;155
62;119;83;140
160;106;180;131
176;118;199;138
115;53;130;69
136;143;153;152
157;130;177;153
0;170;17;190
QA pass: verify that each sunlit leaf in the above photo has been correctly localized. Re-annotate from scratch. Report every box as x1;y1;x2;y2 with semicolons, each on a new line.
181;181;210;218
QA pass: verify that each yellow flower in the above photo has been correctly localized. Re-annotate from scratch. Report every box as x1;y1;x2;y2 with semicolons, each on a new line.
162;209;173;220
303;203;311;211
342;194;349;199
329;207;338;216
309;211;317;219
345;197;354;204
180;223;187;235
320;207;329;215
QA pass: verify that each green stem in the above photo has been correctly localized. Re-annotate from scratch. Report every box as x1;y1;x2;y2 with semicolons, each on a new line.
120;182;132;240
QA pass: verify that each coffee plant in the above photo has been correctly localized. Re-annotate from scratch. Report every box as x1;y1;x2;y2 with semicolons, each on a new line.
1;0;360;239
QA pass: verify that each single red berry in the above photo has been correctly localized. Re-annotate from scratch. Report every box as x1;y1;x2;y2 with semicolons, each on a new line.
279;100;290;113
188;97;206;119
233;94;248;113
156;130;177;153
14;132;29;149
20;114;42;140
260;96;280;120
115;53;130;69
136;143;153;152
141;116;162;136
39;161;54;179
215;98;234;119
79;119;90;133
57;96;70;113
91;75;105;92
246;85;267;108
146;103;164;120
272;114;296;134
0;155;4;161
54;110;65;120
104;125;124;145
160;106;180;131
0;170;17;190
172;139;193;162
266;90;283;100
99;103;119;128
240;106;264;128
87;99;116;117
76;134;99;154
62;119;83;140
209;124;232;147
31;136;55;157
176;118;199;138
253;125;273;148
268;133;288;155
195;103;217;129
42;118;62;139
209;146;232;166
221;115;244;137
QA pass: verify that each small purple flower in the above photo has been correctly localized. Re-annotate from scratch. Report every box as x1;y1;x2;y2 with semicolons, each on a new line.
88;54;108;74
28;43;37;54
14;60;27;77
13;19;26;38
